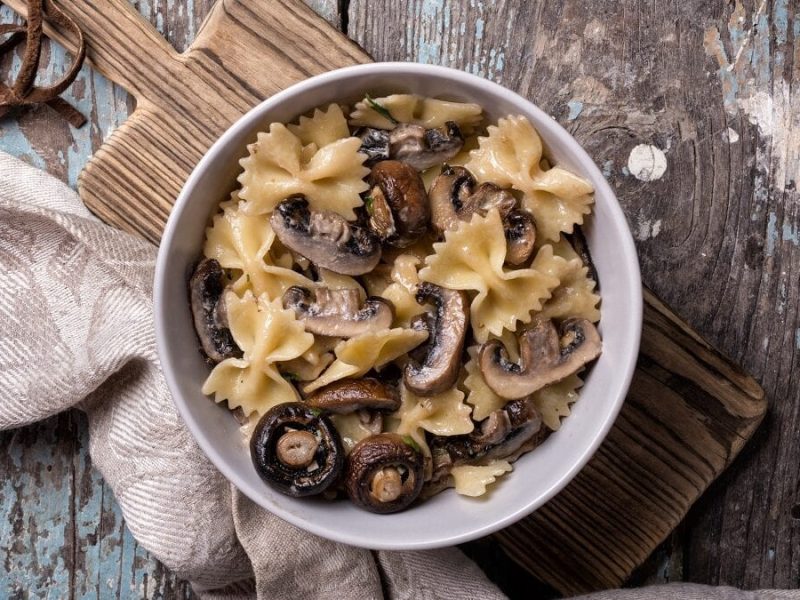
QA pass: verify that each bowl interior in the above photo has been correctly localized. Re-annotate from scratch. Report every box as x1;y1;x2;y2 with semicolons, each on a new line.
155;63;642;550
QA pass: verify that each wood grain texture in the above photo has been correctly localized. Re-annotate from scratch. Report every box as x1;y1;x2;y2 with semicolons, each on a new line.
348;0;800;591
0;0;792;596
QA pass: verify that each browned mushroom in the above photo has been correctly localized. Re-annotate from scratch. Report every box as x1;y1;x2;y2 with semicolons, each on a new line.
270;196;381;276
479;318;602;399
390;121;464;171
305;378;401;414
282;286;394;338
367;160;430;247
503;209;536;266
250;402;344;497
403;283;470;396
345;433;424;513
428;165;516;235
189;258;241;363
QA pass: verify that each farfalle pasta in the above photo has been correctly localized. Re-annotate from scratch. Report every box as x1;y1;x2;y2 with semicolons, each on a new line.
465;115;595;241
189;94;603;513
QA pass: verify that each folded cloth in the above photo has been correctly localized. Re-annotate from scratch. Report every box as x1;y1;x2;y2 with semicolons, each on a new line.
1;151;797;600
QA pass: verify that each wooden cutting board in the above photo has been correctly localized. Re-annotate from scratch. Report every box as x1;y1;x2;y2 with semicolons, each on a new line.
6;0;766;595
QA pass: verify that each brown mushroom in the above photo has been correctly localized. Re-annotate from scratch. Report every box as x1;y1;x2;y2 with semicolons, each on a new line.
270;196;381;276
503;209;536;265
429;165;516;234
367;160;430;247
250;402;344;497
389;121;464;171
426;397;546;495
567;226;599;285
479;318;602;399
282;286;394;338
345;433;424;513
189;258;241;363
305;378;401;414
403;283;470;396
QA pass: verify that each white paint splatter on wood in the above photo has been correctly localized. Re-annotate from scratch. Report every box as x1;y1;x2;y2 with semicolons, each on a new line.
627;144;667;182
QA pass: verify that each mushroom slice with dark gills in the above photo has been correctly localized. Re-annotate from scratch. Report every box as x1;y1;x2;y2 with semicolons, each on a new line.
367;160;430;247
429;165;516;234
390;121;464;171
250;402;344;497
305;378;401;414
345;433;424;513
479;318;602;400
282;286;394;338
270;196;381;276
429;166;535;265
427;397;544;490
189;258;241;363
403;283;470;396
357;122;465;172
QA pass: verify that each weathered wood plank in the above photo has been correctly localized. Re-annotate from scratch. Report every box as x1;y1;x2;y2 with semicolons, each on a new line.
348;0;800;590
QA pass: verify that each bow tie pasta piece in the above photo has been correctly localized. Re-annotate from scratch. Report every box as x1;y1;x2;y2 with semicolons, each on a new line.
464;115;595;241
464;344;583;430
202;292;314;417
389;385;475;457
238;121;369;220
536;237;601;323
203;199;314;300
363;254;427;327
349;94;483;131
301;327;429;394
450;460;513;497
287;103;351;149
419;209;579;341
533;374;583;431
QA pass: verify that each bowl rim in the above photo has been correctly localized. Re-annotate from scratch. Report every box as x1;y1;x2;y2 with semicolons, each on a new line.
154;61;643;550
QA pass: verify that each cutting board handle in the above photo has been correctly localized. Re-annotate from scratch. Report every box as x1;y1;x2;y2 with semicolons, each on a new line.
5;0;178;102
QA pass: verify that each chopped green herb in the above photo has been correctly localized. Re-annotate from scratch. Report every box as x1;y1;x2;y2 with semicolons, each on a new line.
365;94;398;125
364;195;375;216
281;372;299;382
402;435;421;453
309;407;322;417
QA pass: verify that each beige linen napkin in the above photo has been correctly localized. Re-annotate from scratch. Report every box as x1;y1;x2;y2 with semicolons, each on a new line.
1;150;796;600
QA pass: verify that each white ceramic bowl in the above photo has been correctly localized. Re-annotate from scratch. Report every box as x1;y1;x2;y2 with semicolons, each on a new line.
154;63;642;550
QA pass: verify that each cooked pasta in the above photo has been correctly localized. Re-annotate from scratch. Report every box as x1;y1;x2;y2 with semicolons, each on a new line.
349;93;483;131
238;122;369;219
465;115;595;241
419;209;580;341
192;93;604;512
202;291;314;417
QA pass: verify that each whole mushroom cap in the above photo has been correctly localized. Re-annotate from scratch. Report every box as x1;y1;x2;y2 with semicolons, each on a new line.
250;402;344;497
345;433;424;514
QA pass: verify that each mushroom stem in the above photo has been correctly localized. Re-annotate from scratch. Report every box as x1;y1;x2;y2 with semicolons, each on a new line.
369;467;404;503
276;430;319;468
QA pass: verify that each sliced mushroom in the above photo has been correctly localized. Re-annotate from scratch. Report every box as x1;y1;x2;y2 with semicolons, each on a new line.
271;196;381;276
403;283;470;396
425;397;545;496
479;318;602;399
282;285;394;338
189;258;241;363
250;402;344;497
357;127;391;165
429;165;516;234
567;226;599;285
305;378;401;414
367;160;430;247
503;209;536;265
389;121;464;171
345;433;424;513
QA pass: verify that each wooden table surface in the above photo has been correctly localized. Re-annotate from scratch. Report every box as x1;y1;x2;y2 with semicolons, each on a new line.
1;0;798;597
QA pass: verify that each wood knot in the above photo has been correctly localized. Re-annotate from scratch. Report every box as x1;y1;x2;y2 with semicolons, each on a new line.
0;0;87;127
